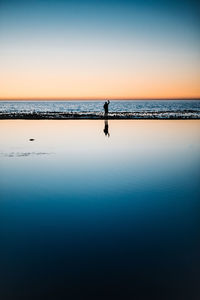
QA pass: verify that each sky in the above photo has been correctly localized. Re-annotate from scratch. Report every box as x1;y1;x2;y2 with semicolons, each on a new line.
0;0;200;100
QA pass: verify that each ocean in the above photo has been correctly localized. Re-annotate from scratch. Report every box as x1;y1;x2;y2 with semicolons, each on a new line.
0;100;200;119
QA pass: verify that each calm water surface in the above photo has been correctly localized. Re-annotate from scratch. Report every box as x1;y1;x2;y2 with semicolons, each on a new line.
0;120;200;299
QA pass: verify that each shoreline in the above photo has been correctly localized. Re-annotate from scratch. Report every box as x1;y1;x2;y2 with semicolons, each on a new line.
0;111;200;120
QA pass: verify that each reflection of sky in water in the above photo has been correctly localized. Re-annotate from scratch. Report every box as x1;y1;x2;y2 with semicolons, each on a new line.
0;120;200;299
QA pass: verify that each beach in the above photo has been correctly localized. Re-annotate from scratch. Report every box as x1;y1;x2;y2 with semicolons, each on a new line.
1;0;200;297
0;119;200;299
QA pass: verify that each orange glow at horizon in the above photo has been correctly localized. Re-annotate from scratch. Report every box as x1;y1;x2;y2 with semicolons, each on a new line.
1;0;200;100
1;62;200;100
1;35;200;100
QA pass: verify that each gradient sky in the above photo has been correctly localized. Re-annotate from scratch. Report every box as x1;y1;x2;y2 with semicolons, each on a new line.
0;0;200;99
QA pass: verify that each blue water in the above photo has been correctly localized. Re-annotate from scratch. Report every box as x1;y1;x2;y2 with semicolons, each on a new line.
0;100;200;114
0;120;200;299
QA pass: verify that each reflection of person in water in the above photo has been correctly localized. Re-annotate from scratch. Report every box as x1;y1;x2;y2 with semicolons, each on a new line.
103;100;110;115
104;119;110;137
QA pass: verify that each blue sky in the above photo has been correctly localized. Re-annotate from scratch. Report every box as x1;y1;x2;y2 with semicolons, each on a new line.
0;0;199;99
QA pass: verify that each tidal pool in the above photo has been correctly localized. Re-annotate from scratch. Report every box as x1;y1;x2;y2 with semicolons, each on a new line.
0;120;200;299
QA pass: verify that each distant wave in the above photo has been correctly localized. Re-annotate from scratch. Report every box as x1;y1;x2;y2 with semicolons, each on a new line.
1;100;200;119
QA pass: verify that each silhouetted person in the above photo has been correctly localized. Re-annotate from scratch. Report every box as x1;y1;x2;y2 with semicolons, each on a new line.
103;100;110;115
103;120;110;137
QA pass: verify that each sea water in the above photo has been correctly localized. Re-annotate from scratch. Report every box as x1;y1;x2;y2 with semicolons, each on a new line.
0;100;200;114
0;120;200;299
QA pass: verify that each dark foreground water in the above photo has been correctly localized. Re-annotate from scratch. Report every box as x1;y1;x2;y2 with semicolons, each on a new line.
0;120;200;299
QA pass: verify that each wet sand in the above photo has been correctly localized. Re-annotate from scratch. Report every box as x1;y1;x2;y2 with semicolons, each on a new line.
0;120;200;300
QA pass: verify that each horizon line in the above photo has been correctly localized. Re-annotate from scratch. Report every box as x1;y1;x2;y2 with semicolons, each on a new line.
0;97;200;101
